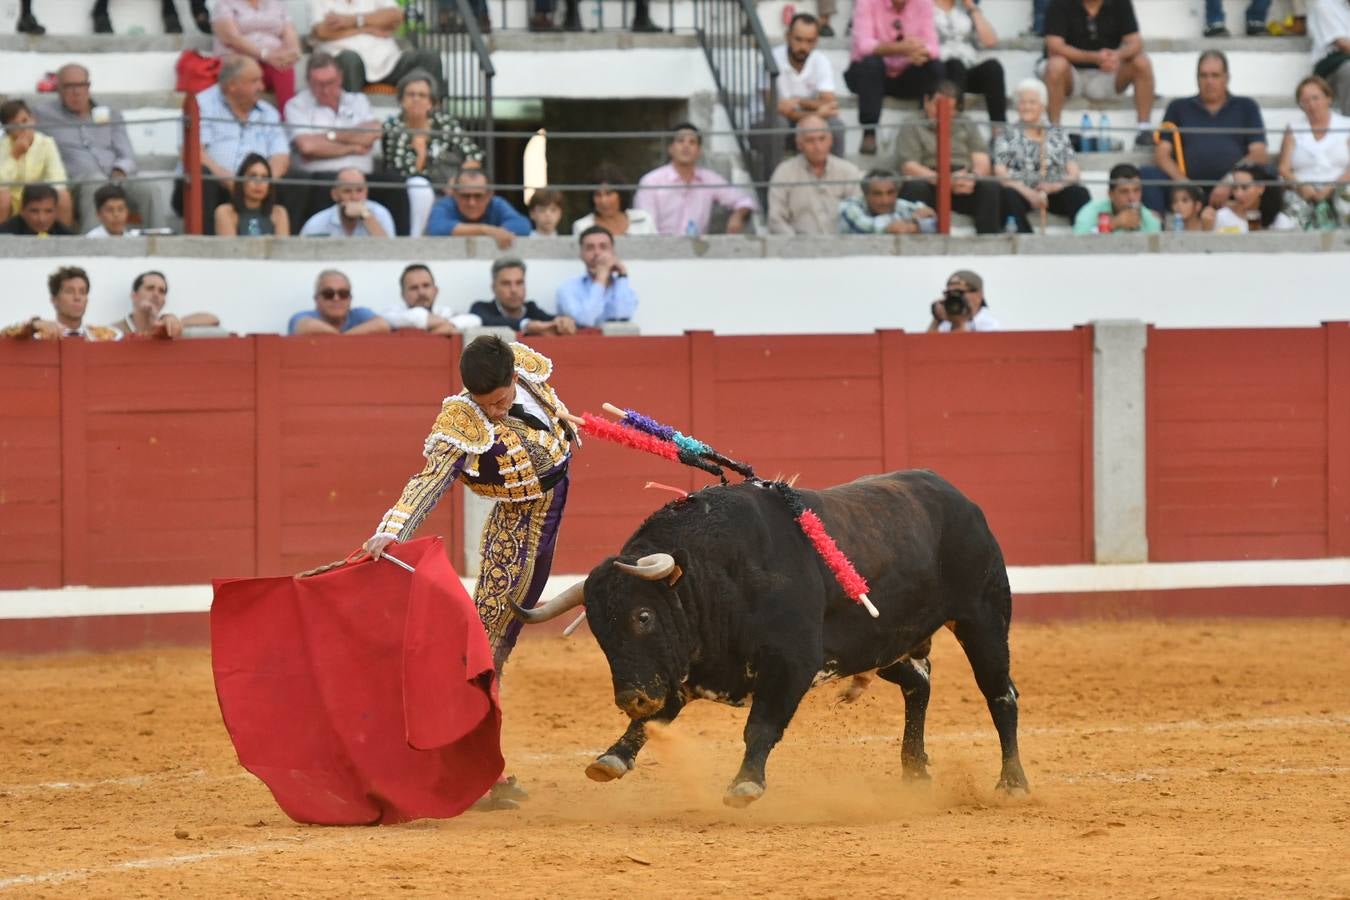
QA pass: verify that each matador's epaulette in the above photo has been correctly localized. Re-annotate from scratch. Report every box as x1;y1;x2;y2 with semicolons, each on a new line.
423;395;494;457
511;342;553;383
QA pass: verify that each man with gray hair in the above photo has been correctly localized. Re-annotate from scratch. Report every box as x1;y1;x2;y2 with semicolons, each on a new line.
767;113;862;235
35;63;167;231
299;168;396;236
175;55;290;232
285;52;380;176
839;168;936;234
288;269;390;334
469;258;577;336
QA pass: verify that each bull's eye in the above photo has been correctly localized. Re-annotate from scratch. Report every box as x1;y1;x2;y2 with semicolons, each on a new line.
633;609;655;634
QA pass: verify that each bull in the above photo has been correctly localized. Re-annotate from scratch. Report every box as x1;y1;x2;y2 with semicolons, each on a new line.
512;469;1029;807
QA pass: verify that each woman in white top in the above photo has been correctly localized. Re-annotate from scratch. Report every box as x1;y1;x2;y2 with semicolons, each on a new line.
931;0;1006;126
1212;163;1298;232
571;162;657;236
1278;74;1350;229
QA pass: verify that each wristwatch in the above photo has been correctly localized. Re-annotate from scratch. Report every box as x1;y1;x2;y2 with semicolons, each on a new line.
326;130;337;141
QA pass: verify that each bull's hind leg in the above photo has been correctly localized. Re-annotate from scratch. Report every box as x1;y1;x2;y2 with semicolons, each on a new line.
877;638;934;782
587;697;684;782
951;618;1029;793
726;650;816;808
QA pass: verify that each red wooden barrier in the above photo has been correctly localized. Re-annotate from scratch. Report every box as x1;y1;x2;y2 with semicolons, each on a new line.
0;341;62;588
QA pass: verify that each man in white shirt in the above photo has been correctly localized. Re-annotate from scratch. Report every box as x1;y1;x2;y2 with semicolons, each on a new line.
299;168;397;236
927;269;1001;332
381;263;483;334
285;52;380;176
772;13;846;153
1311;0;1350;114
309;0;443;93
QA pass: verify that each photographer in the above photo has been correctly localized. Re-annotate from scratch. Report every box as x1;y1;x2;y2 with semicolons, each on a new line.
927;269;1001;332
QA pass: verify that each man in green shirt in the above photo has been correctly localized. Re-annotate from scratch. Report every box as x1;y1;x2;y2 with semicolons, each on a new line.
1073;162;1162;234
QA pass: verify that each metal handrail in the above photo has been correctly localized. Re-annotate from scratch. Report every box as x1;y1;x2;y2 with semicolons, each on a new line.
407;0;497;179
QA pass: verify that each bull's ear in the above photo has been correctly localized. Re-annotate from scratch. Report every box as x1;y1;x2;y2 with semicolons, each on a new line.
668;548;691;588
666;565;683;588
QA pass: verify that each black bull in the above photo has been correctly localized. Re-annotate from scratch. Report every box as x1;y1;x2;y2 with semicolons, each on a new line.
512;469;1029;807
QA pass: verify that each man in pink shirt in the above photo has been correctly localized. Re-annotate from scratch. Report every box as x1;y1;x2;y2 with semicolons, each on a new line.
844;0;944;155
633;123;758;235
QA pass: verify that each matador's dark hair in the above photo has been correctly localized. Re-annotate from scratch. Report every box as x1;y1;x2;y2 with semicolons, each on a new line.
461;335;516;395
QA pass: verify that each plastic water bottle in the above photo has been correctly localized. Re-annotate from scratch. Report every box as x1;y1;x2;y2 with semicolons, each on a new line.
1172;212;1185;232
1098;113;1111;152
1003;215;1018;235
245;216;263;237
1080;113;1096;152
685;219;698;236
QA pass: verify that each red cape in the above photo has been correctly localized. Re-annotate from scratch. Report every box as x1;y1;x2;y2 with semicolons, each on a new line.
211;536;503;825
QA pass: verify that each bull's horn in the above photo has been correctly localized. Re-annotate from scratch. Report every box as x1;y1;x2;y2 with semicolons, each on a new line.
510;579;586;624
613;553;677;581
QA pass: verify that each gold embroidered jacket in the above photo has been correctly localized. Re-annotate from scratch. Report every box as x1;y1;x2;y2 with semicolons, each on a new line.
372;343;574;541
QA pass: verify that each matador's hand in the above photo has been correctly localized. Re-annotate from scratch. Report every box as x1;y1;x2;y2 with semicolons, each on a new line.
361;535;396;560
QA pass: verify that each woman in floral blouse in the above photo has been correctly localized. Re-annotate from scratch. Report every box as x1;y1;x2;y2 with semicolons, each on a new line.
380;70;485;237
993;78;1091;232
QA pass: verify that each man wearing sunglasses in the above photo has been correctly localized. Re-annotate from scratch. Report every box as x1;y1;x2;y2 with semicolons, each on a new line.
288;268;391;334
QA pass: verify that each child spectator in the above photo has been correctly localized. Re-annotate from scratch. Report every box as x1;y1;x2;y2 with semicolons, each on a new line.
1167;185;1213;231
528;188;565;236
86;183;130;237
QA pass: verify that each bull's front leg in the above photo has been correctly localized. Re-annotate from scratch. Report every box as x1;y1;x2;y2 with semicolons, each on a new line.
585;696;684;783
725;650;815;808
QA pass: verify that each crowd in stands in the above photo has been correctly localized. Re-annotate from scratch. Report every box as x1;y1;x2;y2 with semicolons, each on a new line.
6;0;1350;238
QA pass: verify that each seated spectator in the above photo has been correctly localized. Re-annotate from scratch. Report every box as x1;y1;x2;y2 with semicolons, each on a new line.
299;168;394;236
468;258;577;336
767;116;863;235
36;64;166;231
994;78;1091;231
634;123;757;235
212;0;302;115
308;0;444;94
772;14;847;153
176;56;290;234
285;51;379;205
1073;162;1162;233
1;100;73;229
288;269;390;334
1278;75;1350;230
527;189;565;236
86;184;131;237
0;183;74;236
380;70;484;238
572;162;657;235
1142;51;1267;213
114;271;222;338
927;269;1000;332
215;154;291;236
1310;0;1350;115
1039;0;1155;143
1212;163;1296;231
898;81;1010;234
1206;0;1276;36
555;225;639;327
1168;185;1214;231
840;168;935;233
2;266;120;341
426;168;531;245
380;263;482;335
844;0;944;156
933;0;1007;129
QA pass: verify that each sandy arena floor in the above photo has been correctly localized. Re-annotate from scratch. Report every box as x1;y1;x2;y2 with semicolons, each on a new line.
2;619;1349;898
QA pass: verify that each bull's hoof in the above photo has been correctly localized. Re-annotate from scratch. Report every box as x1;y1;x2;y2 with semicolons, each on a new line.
901;769;932;786
722;781;764;808
585;754;630;782
996;778;1031;796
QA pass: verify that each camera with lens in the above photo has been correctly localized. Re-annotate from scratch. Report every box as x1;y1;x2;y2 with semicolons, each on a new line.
932;288;970;320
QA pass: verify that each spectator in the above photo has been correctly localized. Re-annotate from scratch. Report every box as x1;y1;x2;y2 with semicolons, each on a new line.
1040;0;1155;143
1310;0;1350;114
380;70;484;238
113;271;222;338
1;100;73;229
288;269;390;334
768;115;863;235
299;168;394;236
897;81;1009;234
932;0;1007;128
1278;75;1350;229
1212;163;1296;231
1168;185;1214;231
555;225;639;327
176;56;290;234
926;268;1000;332
844;0;943;156
840;168;935;233
35;64;166;231
1073;162;1162;233
994;78;1091;231
572;162;657;235
1205;0;1273;36
380;263;482;335
86;183;131;237
0;183;74;236
285;52;379;176
215;153;291;236
1143;51;1268;213
771;14;847;153
468;258;577;336
633;123;757;235
213;0;301;114
308;0;444;94
528;188;565;236
89;0;207;33
425;168;531;245
2;267;120;341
